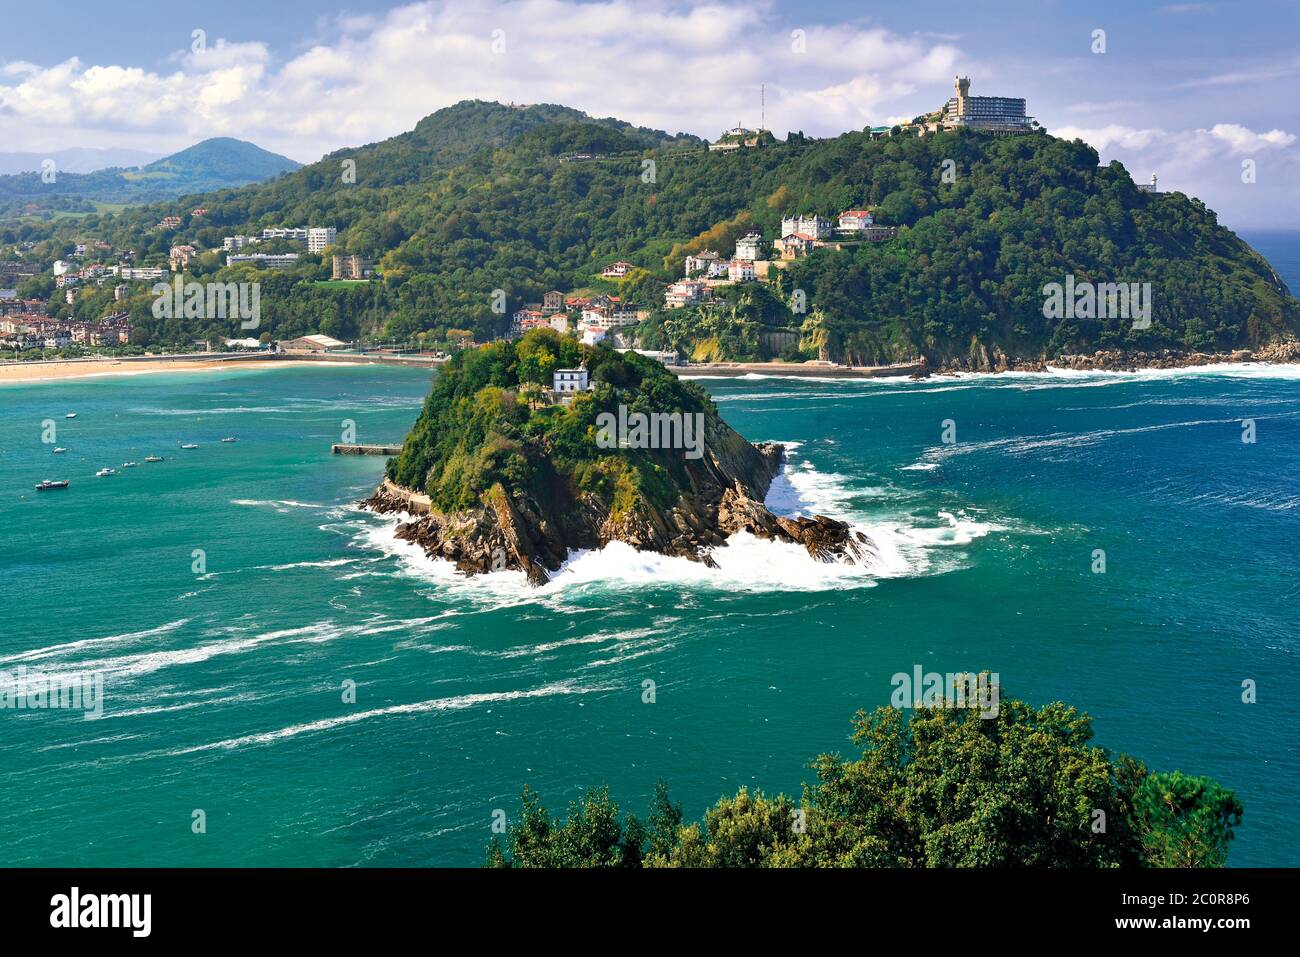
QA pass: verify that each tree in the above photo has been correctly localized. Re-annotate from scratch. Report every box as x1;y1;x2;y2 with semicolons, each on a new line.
484;693;1243;869
1133;771;1243;868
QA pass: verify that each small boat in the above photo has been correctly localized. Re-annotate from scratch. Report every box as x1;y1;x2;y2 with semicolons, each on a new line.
122;462;137;469
95;468;115;477
35;480;69;491
180;444;199;450
144;456;164;463
220;437;238;443
65;413;77;419
52;447;68;454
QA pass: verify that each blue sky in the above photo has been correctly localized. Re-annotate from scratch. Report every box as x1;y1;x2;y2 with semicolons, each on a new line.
2;0;1295;226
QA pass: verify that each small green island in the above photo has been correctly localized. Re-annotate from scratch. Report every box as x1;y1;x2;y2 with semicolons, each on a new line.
364;328;872;583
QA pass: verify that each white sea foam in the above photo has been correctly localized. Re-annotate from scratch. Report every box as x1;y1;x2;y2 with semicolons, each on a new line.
351;436;1016;598
0;619;189;666
169;680;615;754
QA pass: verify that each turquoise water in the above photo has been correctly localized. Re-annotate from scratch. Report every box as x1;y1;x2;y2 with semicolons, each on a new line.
1;357;1296;867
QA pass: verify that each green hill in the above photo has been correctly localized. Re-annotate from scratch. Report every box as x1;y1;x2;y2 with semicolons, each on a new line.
0;137;300;218
5;100;1295;362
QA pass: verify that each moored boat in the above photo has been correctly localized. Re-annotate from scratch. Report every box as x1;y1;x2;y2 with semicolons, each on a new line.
35;480;69;491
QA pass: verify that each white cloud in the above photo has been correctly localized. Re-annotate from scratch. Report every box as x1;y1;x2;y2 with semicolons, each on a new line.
1208;123;1296;154
0;0;962;157
1054;122;1300;227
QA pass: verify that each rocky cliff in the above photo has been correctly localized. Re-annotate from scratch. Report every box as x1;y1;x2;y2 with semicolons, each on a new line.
364;332;875;585
364;435;874;586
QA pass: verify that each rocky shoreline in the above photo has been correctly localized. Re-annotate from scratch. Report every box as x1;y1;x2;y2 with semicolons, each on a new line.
362;441;875;587
925;338;1300;375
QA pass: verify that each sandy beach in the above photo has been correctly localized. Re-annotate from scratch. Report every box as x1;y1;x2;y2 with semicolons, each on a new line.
0;352;444;384
0;355;260;383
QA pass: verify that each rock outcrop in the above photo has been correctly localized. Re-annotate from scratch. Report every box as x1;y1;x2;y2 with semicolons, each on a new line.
363;436;873;586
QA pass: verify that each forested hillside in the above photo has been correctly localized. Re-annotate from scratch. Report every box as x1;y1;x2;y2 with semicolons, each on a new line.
4;99;1294;361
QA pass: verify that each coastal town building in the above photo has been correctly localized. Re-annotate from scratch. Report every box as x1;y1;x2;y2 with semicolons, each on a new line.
684;250;724;277
262;227;309;241
331;254;374;279
581;295;639;329
618;348;680;365
838;210;875;232
734;231;766;261
169;245;197;271
775;234;816;259
281;334;347;352
512;309;550;333
708;127;769;151
781;215;834;240
600;261;634;278
859;225;899;241
307;227;337;253
581;326;607;346
940;76;1033;133
115;266;167;281
223;235;255;251
0;262;39;285
552;366;590;393
156;216;182;230
542;290;564;313
727;260;757;282
226;253;300;270
665;280;711;308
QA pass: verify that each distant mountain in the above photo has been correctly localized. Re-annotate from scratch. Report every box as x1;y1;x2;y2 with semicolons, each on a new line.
0;138;301;218
0;147;164;176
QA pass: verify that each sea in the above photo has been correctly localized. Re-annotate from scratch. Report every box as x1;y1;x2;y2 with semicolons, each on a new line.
0;231;1296;868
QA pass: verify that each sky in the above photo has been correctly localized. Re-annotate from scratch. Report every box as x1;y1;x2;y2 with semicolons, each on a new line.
0;0;1295;227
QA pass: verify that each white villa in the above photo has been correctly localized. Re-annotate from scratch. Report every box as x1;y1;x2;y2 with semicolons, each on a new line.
838;210;875;231
734;231;766;261
781;215;834;240
685;250;723;277
553;366;590;393
727;260;757;282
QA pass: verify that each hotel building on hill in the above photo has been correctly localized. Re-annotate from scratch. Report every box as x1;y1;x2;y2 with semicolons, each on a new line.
940;77;1033;133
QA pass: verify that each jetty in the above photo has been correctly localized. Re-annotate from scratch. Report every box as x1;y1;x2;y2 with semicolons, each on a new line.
331;444;403;456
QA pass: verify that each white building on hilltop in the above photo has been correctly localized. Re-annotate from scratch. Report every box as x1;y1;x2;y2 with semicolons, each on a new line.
307;227;337;254
553;366;590;393
780;215;834;240
734;231;766;261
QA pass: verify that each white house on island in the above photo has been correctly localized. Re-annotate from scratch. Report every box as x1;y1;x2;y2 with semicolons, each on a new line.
553;366;590;393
